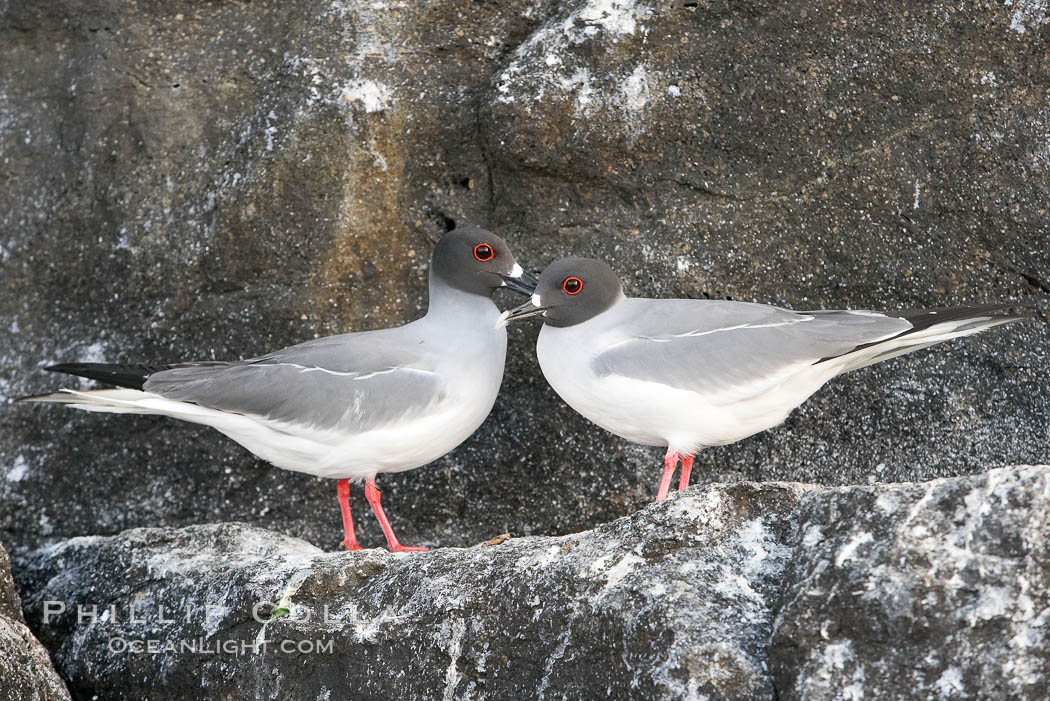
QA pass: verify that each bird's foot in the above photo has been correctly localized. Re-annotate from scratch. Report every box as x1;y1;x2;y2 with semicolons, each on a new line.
388;544;428;553
341;540;364;551
364;477;428;553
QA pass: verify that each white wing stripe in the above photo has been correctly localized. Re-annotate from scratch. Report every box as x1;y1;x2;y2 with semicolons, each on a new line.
672;316;813;338
242;362;429;380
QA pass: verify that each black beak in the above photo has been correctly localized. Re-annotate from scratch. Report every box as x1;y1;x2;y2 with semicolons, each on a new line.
499;269;539;296
502;298;549;324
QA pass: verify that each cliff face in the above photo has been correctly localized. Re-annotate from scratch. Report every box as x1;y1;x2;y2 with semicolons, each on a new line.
14;467;1050;700
2;6;1049;697
2;0;1050;554
1;0;1048;552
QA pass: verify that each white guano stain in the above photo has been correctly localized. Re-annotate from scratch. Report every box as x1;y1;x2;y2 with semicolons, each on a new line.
264;110;278;151
1005;0;1046;33
515;543;564;571
77;340;108;363
603;553;644;589
6;455;28;482
934;666;965;696
577;0;647;36
559;68;596;113
341;79;394;112
442;618;467;701
874;490;900;515
619;64;651;134
537;627;572;699
494;0;651;107
834;532;874;567
802;524;824;548
350;606;404;643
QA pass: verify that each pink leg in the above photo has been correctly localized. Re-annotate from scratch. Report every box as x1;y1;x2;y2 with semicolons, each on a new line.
678;454;694;492
337;479;363;551
364;477;428;553
656;448;679;501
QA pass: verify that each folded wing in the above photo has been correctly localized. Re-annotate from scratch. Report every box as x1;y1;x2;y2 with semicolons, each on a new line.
589;300;912;403
137;330;447;433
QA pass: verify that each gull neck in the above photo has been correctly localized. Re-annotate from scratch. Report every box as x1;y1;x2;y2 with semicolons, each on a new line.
425;274;499;324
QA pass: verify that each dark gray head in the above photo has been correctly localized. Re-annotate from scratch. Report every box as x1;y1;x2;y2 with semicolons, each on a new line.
504;258;625;327
431;225;537;297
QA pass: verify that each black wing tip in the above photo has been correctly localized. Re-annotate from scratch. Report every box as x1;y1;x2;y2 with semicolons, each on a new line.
898;302;1040;331
42;362;158;390
46;363;92;374
813;301;1039;366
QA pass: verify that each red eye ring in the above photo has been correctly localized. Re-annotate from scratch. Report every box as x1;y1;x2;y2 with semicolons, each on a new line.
562;277;583;295
473;243;495;262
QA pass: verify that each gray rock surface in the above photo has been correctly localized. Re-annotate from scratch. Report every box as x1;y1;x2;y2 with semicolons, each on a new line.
771;466;1050;700
14;465;1050;700
0;542;21;621
0;541;71;701
2;0;1048;555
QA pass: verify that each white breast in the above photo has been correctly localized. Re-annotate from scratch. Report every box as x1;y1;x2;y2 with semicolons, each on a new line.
537;326;686;447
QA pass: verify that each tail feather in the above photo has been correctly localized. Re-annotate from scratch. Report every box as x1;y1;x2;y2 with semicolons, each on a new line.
822;303;1035;373
17;390;85;405
16;388;220;419
44;363;173;390
17;388;161;413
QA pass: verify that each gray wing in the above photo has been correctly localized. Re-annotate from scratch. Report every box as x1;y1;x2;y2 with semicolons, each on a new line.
590;299;911;400
143;328;447;432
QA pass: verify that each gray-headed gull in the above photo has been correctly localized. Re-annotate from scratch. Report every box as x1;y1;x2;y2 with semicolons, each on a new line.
22;227;538;552
504;257;1034;501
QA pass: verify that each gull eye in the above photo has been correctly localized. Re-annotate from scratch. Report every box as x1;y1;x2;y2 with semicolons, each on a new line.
473;243;494;262
562;277;583;295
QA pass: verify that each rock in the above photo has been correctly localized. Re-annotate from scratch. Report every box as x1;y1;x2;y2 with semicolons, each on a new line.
1;0;1048;556
15;483;803;700
0;543;22;621
0;541;71;701
771;465;1050;700
14;466;1050;700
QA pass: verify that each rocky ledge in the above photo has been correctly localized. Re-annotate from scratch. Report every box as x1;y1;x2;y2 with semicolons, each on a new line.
14;465;1050;700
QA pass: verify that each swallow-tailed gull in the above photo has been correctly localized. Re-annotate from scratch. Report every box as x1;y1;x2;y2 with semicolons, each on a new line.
21;227;537;552
504;258;1034;501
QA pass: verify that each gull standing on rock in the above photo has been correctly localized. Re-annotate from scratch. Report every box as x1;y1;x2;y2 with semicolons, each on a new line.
504;258;1035;501
21;227;537;552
